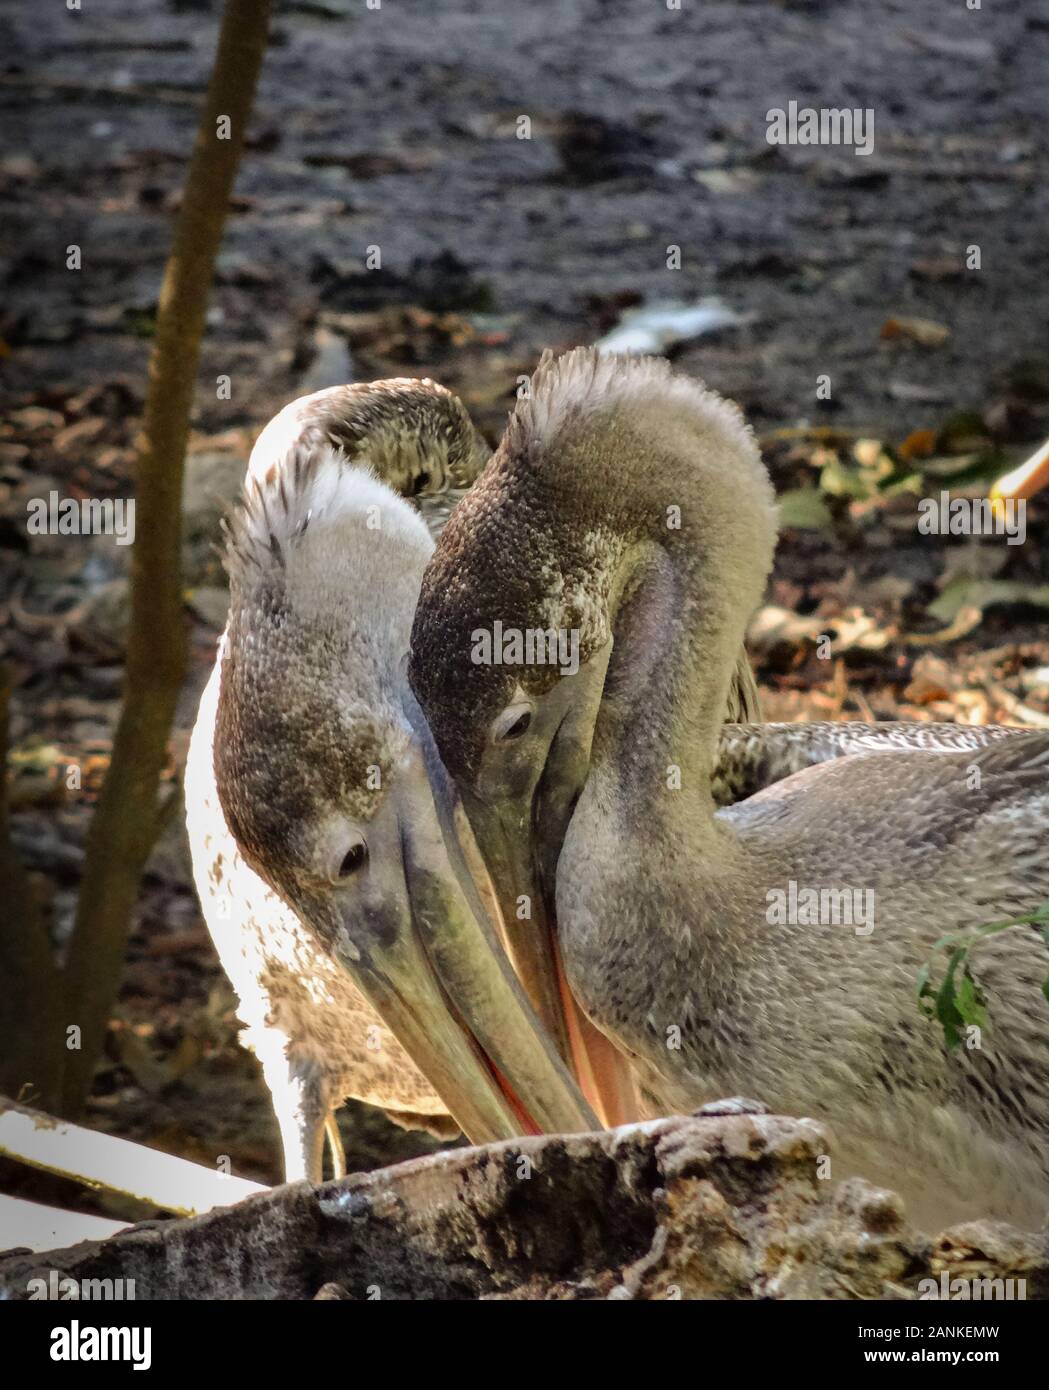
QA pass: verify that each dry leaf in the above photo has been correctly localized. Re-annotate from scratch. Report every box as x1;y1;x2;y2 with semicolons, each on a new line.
899;428;938;460
880;316;951;348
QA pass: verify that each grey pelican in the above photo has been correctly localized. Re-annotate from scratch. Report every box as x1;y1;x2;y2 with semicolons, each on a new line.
186;379;595;1183
408;348;1049;1228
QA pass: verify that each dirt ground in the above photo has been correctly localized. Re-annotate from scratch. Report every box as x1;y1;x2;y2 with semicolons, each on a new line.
2;0;1048;1216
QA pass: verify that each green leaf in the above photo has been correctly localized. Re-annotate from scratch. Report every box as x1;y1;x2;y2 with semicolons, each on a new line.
934;948;968;1049
928;580;1049;627
955;968;988;1032
916;901;1049;1048
776;487;834;531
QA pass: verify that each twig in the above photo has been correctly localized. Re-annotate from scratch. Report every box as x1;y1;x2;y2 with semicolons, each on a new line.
0;1194;129;1256
0;74;200;107
979;681;1049;729
0;1096;265;1218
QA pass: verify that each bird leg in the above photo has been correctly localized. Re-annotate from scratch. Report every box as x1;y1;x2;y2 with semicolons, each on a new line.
324;1113;346;1181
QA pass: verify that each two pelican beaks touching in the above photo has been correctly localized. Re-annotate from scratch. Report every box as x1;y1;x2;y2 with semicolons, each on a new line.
187;371;752;1175
190;354;1049;1230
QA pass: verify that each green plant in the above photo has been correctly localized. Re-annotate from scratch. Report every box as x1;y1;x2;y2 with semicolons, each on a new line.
917;900;1049;1048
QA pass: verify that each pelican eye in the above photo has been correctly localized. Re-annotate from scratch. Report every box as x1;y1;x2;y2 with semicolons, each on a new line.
337;840;368;879
492;704;533;743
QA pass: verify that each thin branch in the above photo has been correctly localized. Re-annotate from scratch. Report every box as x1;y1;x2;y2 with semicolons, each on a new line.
0;1194;129;1256
0;1097;265;1218
60;0;274;1114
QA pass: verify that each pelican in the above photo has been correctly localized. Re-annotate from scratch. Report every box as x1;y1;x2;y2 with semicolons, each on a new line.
408;348;1049;1229
185;379;595;1183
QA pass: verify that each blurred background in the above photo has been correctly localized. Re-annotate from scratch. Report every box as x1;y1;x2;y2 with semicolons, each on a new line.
1;0;1048;1217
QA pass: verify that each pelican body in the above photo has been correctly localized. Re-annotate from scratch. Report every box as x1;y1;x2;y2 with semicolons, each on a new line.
186;380;594;1182
409;349;1049;1229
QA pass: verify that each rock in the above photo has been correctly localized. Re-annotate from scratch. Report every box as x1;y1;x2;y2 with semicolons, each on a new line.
186;586;230;632
144;788;193;888
295;327;354;396
181;449;247;586
1;1113;1045;1300
73;577;131;652
694;1096;769;1117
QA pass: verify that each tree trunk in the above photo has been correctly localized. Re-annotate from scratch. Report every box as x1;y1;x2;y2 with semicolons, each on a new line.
59;0;273;1114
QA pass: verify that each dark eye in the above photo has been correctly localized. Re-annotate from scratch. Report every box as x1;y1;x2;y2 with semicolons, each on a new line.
499;710;532;741
412;471;432;496
338;841;368;878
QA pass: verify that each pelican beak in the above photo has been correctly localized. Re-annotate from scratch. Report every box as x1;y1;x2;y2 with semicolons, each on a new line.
456;648;642;1129
326;703;598;1146
990;437;1049;506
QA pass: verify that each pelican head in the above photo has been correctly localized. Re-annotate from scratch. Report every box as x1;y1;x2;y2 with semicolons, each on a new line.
246;377;492;498
408;349;776;1114
214;412;595;1146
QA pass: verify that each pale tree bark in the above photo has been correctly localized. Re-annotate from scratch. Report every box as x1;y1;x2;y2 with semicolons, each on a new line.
59;0;273;1114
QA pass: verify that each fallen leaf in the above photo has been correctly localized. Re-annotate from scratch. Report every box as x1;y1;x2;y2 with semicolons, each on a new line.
887;380;951;404
776;486;833;529
899;429;938;460
747;604;823;653
904;654;956;705
880;316;951;348
829;608;894;654
928;579;1049;626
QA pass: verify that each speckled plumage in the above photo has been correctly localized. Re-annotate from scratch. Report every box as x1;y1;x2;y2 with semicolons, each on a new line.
412;348;1049;1230
246;378;490;500
712;719;1018;807
409;353;761;777
186;380;487;1181
563;730;1049;1230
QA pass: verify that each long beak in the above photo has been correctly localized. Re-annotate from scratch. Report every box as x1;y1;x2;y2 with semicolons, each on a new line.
330;730;598;1146
990;437;1049;505
459;789;571;1064
458;651;642;1129
459;788;641;1131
